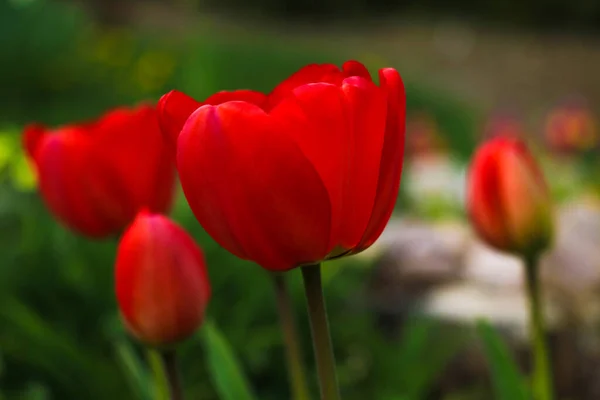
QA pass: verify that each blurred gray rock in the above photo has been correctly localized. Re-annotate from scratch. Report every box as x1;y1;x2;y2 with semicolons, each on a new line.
366;219;469;314
364;197;600;399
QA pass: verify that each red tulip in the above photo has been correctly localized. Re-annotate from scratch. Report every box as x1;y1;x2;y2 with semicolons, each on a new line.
467;137;553;256
544;101;598;154
173;60;405;271
23;105;176;238
115;211;210;345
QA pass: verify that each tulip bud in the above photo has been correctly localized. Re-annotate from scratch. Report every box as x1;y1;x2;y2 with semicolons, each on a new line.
466;137;553;257
115;211;211;346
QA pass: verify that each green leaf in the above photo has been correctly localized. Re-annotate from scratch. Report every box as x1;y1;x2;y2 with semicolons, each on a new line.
200;320;257;400
476;320;529;400
0;298;104;395
113;339;152;400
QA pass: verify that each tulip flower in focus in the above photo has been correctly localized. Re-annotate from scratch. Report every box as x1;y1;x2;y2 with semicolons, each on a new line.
115;211;210;346
163;60;405;271
23;105;176;238
467;136;553;257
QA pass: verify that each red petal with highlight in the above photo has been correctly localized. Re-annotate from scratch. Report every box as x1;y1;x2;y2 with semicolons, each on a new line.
467;139;517;249
270;83;348;251
177;102;332;271
342;60;373;81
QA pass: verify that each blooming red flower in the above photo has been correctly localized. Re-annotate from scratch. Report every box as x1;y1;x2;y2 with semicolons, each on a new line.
23;105;176;238
467;137;553;256
169;60;405;271
115;211;211;345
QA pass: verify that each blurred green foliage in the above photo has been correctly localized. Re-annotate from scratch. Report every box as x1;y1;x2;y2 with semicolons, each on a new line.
0;0;482;399
476;321;530;400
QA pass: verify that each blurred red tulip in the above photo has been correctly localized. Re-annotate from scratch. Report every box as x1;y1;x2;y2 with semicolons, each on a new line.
544;101;598;154
23;105;176;238
405;112;446;158
172;60;405;271
115;211;210;345
467;137;553;256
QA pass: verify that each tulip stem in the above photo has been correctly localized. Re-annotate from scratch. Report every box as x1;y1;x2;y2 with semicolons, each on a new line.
524;255;553;400
301;264;340;400
160;349;184;400
272;274;312;400
148;349;169;400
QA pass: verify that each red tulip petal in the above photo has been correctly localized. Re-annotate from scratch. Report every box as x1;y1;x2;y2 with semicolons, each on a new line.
338;76;387;249
270;83;348;252
178;102;332;271
342;60;373;81
36;134;114;237
93;105;176;217
356;68;406;251
157;90;202;154
467;142;511;249
266;63;343;110
205;90;267;108
82;152;138;232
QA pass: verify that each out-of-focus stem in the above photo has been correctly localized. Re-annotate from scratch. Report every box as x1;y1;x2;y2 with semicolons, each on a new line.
272;273;312;400
161;349;184;400
524;255;553;400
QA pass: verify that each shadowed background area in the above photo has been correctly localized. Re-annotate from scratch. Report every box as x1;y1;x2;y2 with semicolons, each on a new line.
2;0;600;399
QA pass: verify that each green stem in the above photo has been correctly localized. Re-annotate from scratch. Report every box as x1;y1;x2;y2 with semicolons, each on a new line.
148;349;169;400
301;264;340;400
272;274;312;400
161;349;184;400
524;255;553;400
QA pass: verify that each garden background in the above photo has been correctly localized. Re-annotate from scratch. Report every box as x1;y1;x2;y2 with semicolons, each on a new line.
2;0;600;398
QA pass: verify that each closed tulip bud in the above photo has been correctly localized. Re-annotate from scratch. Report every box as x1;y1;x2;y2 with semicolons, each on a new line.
23;105;176;238
161;60;406;271
115;211;210;346
467;137;553;257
